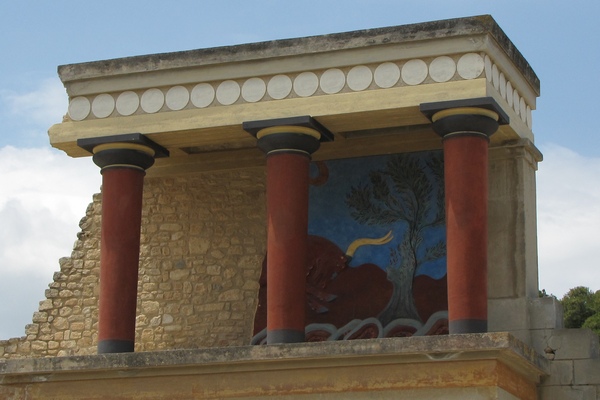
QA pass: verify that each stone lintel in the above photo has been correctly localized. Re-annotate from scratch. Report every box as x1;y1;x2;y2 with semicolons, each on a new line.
77;132;169;158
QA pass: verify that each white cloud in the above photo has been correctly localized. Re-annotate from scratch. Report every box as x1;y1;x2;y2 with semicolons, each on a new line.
536;143;600;298
3;78;67;128
0;146;100;339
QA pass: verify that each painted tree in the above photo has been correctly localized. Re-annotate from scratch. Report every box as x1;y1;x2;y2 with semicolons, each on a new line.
345;152;445;323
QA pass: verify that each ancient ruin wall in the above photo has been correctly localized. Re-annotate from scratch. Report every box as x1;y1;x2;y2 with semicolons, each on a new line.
0;168;266;359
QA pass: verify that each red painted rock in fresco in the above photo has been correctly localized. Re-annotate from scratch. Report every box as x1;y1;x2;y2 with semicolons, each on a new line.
253;234;394;335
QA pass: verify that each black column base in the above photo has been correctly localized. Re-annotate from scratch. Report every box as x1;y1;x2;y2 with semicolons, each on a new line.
449;319;488;334
98;339;135;354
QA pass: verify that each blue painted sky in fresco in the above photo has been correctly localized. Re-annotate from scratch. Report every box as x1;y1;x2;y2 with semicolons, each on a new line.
308;152;446;279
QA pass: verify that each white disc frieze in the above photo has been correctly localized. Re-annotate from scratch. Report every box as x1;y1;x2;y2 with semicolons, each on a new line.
68;96;91;121
374;62;400;88
92;93;115;119
294;72;319;97
457;53;485;80
267;75;292;100
116;91;139;116
320;68;345;94
429;56;456;83
401;59;428;85
191;83;215;108
141;88;165;114
166;86;190;111
242;77;266;103
347;65;372;91
216;80;241;105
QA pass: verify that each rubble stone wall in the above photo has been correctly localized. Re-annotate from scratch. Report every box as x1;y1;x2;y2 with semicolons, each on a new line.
0;168;266;359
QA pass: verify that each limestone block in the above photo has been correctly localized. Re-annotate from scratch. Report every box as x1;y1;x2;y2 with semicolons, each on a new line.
540;360;573;386
529;297;563;329
539;385;597;400
488;297;529;331
547;329;600;360
141;301;160;316
168;269;189;281
574;358;600;385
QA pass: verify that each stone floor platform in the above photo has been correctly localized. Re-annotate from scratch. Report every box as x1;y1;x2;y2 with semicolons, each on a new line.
0;332;547;399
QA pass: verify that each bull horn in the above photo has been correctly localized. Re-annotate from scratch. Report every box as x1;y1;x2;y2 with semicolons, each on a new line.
345;230;393;258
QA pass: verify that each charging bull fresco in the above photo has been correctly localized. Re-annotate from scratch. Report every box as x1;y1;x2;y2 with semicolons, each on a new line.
252;151;448;343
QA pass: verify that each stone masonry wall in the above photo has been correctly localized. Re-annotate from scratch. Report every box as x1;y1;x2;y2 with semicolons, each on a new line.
0;167;266;359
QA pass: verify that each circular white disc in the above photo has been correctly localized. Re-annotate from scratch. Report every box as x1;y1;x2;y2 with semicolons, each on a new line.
91;93;115;119
513;91;521;116
506;81;514;107
216;80;240;105
165;86;190;111
374;62;400;88
242;77;266;103
401;59;428;85
492;64;500;91
429;56;456;83
499;73;507;99
141;88;165;114
68;96;91;121
457;53;485;80
293;72;319;97
520;98;527;123
484;55;493;82
347;65;372;91
267;75;292;99
116;91;139;116
190;83;215;108
320;68;345;94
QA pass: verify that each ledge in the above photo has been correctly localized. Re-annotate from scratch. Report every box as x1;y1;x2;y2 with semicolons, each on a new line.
1;333;547;399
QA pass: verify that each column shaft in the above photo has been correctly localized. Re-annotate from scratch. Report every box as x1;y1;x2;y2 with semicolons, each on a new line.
97;167;146;353
243;116;332;344
266;153;309;343
443;135;489;333
421;99;507;334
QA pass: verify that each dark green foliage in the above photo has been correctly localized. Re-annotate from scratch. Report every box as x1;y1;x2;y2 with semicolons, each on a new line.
560;286;600;336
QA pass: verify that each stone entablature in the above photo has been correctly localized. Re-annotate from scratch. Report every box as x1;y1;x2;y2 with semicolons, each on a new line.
49;15;539;170
66;53;533;132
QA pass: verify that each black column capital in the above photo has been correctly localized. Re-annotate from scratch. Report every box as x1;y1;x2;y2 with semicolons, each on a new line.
243;116;333;157
420;97;509;140
77;133;169;172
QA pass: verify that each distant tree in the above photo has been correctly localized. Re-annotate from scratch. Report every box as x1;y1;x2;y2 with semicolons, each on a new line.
560;286;600;336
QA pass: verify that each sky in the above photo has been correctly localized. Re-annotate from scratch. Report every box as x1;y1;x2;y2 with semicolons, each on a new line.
0;1;599;339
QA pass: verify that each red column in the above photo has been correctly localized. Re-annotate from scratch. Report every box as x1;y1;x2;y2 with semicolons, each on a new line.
443;134;490;333
265;152;311;343
97;167;146;353
421;100;506;334
244;117;331;344
78;134;167;353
